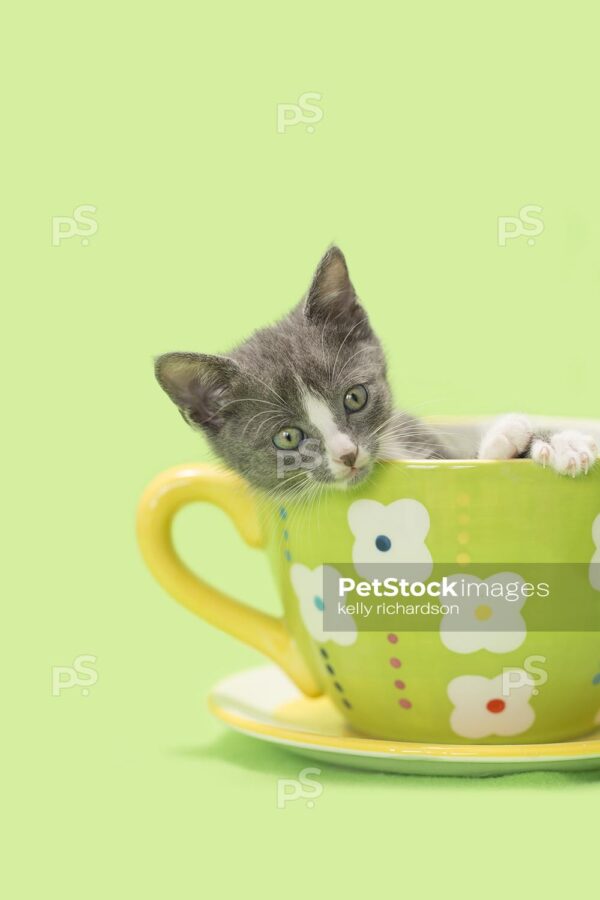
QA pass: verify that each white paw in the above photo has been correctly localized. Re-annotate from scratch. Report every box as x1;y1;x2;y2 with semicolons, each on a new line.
530;438;555;469
532;430;598;477
479;414;533;460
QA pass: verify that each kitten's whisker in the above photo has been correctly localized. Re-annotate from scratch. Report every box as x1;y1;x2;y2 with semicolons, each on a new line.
377;426;456;442
376;432;452;448
247;372;289;410
241;409;285;439
308;482;324;531
377;423;456;436
320;308;336;384
330;317;368;386
293;477;322;526
213;397;282;417
307;479;325;535
292;370;308;397
277;478;312;516
252;474;309;523
334;346;372;385
254;413;288;438
368;410;413;439
375;438;448;461
335;370;372;387
256;471;307;506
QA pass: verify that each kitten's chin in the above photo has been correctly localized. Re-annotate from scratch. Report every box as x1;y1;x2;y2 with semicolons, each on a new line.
331;465;371;490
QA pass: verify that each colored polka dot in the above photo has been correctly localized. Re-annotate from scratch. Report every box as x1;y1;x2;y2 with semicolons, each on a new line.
475;604;493;622
279;507;288;519
283;529;289;540
457;493;470;507
486;698;506;714
394;679;406;690
457;531;470;545
284;549;292;562
593;673;600;685
318;652;354;711
398;699;412;709
313;595;325;611
387;633;398;644
375;534;392;552
456;552;471;565
390;657;402;668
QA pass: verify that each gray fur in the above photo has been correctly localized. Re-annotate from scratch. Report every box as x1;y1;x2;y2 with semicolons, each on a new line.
155;247;448;494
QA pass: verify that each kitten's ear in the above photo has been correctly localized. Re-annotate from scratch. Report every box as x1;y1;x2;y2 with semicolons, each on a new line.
304;246;369;332
155;352;239;432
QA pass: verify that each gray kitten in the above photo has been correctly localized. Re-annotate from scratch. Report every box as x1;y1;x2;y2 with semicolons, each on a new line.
155;248;597;493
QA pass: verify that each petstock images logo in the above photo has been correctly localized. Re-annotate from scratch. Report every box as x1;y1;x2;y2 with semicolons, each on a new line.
318;563;600;635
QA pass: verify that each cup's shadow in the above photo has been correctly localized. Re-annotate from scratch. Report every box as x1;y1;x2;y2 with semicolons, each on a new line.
168;730;600;788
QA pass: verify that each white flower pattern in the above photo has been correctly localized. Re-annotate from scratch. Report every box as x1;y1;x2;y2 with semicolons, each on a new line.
290;563;357;646
448;670;535;739
440;572;528;654
348;498;433;581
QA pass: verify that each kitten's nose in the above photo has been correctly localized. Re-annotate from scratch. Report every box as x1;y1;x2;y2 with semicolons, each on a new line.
339;448;358;468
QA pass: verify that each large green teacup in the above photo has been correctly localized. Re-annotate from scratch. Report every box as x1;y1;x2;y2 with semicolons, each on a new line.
138;440;600;744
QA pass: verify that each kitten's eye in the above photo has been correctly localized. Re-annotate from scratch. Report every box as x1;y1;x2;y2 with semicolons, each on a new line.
272;427;304;450
344;384;368;413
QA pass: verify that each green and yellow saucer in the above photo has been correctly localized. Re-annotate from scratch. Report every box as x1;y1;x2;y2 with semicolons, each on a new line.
208;665;600;777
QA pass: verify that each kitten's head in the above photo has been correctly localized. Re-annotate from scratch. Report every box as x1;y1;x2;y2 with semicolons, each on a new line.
155;247;393;495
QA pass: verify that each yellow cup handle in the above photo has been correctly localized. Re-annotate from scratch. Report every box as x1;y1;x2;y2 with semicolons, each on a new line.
136;463;320;696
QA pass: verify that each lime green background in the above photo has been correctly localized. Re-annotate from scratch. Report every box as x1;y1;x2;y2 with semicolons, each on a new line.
4;2;600;897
